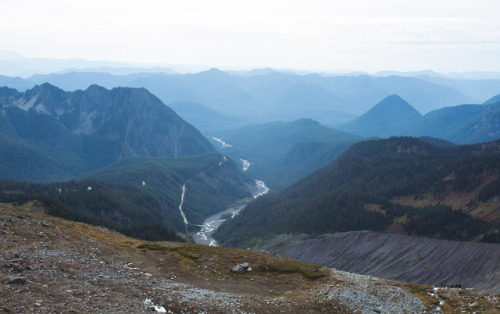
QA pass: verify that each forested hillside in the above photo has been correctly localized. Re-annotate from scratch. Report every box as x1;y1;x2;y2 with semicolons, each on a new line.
0;152;252;237
0;179;183;241
215;137;500;247
82;153;252;231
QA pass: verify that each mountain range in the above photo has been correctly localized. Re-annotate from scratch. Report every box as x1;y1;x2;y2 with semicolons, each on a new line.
2;69;500;133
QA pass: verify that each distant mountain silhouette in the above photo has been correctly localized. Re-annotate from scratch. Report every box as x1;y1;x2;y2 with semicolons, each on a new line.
4;69;498;130
212;118;361;190
167;101;247;133
338;94;500;144
484;93;500;105
339;95;422;137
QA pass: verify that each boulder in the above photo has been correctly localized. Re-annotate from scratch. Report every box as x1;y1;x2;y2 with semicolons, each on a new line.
231;262;251;273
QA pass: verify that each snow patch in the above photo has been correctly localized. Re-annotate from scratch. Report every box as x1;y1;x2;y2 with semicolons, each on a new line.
143;299;166;312
240;159;251;171
212;137;232;148
253;180;270;198
218;156;228;166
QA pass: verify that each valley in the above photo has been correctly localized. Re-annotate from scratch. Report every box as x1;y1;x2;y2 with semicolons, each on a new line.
1;69;500;312
3;1;500;311
194;179;270;246
193;204;246;246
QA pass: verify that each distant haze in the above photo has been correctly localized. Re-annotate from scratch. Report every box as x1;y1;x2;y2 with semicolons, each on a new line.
1;0;499;74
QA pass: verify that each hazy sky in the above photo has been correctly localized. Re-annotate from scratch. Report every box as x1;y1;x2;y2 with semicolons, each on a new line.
1;0;499;73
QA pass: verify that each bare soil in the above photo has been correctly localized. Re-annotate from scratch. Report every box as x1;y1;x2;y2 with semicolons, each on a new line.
1;203;499;313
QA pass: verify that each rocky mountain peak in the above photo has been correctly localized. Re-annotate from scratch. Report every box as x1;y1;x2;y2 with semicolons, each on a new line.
0;83;216;181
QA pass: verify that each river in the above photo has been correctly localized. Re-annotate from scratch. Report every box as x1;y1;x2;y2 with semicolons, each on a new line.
193;179;269;246
192;204;246;246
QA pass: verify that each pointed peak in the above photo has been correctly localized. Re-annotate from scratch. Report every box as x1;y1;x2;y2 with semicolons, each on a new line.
197;68;229;77
292;118;321;127
37;82;63;91
370;94;421;116
28;83;66;95
85;84;108;92
379;94;408;104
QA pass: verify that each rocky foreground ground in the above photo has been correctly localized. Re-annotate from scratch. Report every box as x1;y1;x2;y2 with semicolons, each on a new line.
1;202;499;313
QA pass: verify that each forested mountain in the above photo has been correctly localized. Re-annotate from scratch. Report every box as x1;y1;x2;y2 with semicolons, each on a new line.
0;83;215;182
82;153;253;232
0;83;256;237
338;94;500;143
214;137;500;247
0;153;252;236
211;118;362;190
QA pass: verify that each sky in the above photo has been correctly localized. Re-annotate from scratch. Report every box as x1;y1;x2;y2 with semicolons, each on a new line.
1;0;500;73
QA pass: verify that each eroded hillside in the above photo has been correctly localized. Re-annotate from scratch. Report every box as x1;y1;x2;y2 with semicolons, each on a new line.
253;232;500;292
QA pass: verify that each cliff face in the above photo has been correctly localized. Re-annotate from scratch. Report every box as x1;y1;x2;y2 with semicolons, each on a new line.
253;232;500;292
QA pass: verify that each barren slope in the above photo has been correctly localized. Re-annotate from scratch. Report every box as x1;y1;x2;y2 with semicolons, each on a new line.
1;203;499;313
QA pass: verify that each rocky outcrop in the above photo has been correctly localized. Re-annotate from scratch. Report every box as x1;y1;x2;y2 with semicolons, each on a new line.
253;231;500;292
